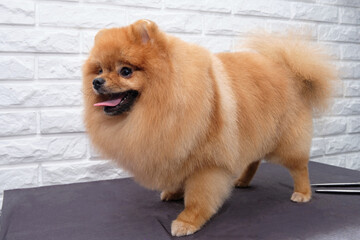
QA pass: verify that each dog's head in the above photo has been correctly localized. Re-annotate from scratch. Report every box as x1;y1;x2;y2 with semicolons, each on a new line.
83;20;170;116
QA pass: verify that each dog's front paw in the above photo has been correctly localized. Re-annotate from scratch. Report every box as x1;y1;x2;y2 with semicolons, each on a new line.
160;190;183;201
291;192;311;203
171;219;198;237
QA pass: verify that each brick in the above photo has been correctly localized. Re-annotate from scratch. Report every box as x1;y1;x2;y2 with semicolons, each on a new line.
45;0;79;1
344;81;360;97
318;25;360;43
82;30;97;53
40;109;85;134
128;13;202;34
0;112;37;137
232;17;266;35
39;3;127;28
330;98;360;115
0;56;34;79
0;28;79;53
38;56;83;79
267;20;317;39
347;117;360;133
291;3;338;22
340;7;360;24
313;117;347;136
283;0;315;2
41;161;129;185
204;16;234;35
0;136;87;165
0;83;82;108
0;166;38;193
90;144;102;159
341;44;360;60
331;79;343;97
233;0;291;18
165;0;232;13
337;62;360;79
179;35;233;52
317;0;360;7
345;153;360;170
325;134;360;154
321;43;341;59
0;0;35;25
310;138;325;157
84;0;161;8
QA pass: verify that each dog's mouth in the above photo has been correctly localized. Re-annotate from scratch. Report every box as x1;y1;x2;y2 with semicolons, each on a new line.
94;90;139;116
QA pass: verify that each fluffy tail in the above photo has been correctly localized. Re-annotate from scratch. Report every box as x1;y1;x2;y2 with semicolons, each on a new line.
244;31;337;112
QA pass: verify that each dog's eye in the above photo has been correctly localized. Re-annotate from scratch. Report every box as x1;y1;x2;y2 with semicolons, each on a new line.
98;68;103;74
119;67;132;78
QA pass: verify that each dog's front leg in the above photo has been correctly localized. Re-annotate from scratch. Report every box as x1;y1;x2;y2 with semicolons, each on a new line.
171;167;232;236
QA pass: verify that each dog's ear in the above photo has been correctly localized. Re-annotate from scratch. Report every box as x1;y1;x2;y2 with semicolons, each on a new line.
130;19;159;44
94;29;108;43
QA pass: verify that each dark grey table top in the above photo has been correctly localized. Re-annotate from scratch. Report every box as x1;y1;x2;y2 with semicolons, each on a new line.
1;162;359;240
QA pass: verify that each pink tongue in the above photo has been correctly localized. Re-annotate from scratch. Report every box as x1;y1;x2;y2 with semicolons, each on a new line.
94;98;122;107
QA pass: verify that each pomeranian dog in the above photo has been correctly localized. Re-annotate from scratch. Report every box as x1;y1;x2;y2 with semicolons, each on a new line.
83;20;336;236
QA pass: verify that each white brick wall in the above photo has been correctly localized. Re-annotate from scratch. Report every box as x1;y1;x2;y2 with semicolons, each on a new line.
0;0;359;208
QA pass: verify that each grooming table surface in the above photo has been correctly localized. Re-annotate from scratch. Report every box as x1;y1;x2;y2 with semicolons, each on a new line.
1;162;359;240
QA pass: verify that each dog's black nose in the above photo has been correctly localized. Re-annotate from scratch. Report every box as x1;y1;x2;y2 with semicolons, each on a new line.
93;78;105;90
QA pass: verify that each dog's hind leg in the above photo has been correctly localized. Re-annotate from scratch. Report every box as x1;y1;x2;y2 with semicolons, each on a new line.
268;110;313;203
234;160;261;188
287;162;311;202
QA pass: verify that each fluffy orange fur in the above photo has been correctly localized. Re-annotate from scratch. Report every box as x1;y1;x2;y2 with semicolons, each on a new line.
82;20;337;236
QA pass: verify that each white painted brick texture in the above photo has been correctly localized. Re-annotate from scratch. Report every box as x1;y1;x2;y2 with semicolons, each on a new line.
0;28;80;53
0;1;35;25
0;56;34;79
0;0;359;207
